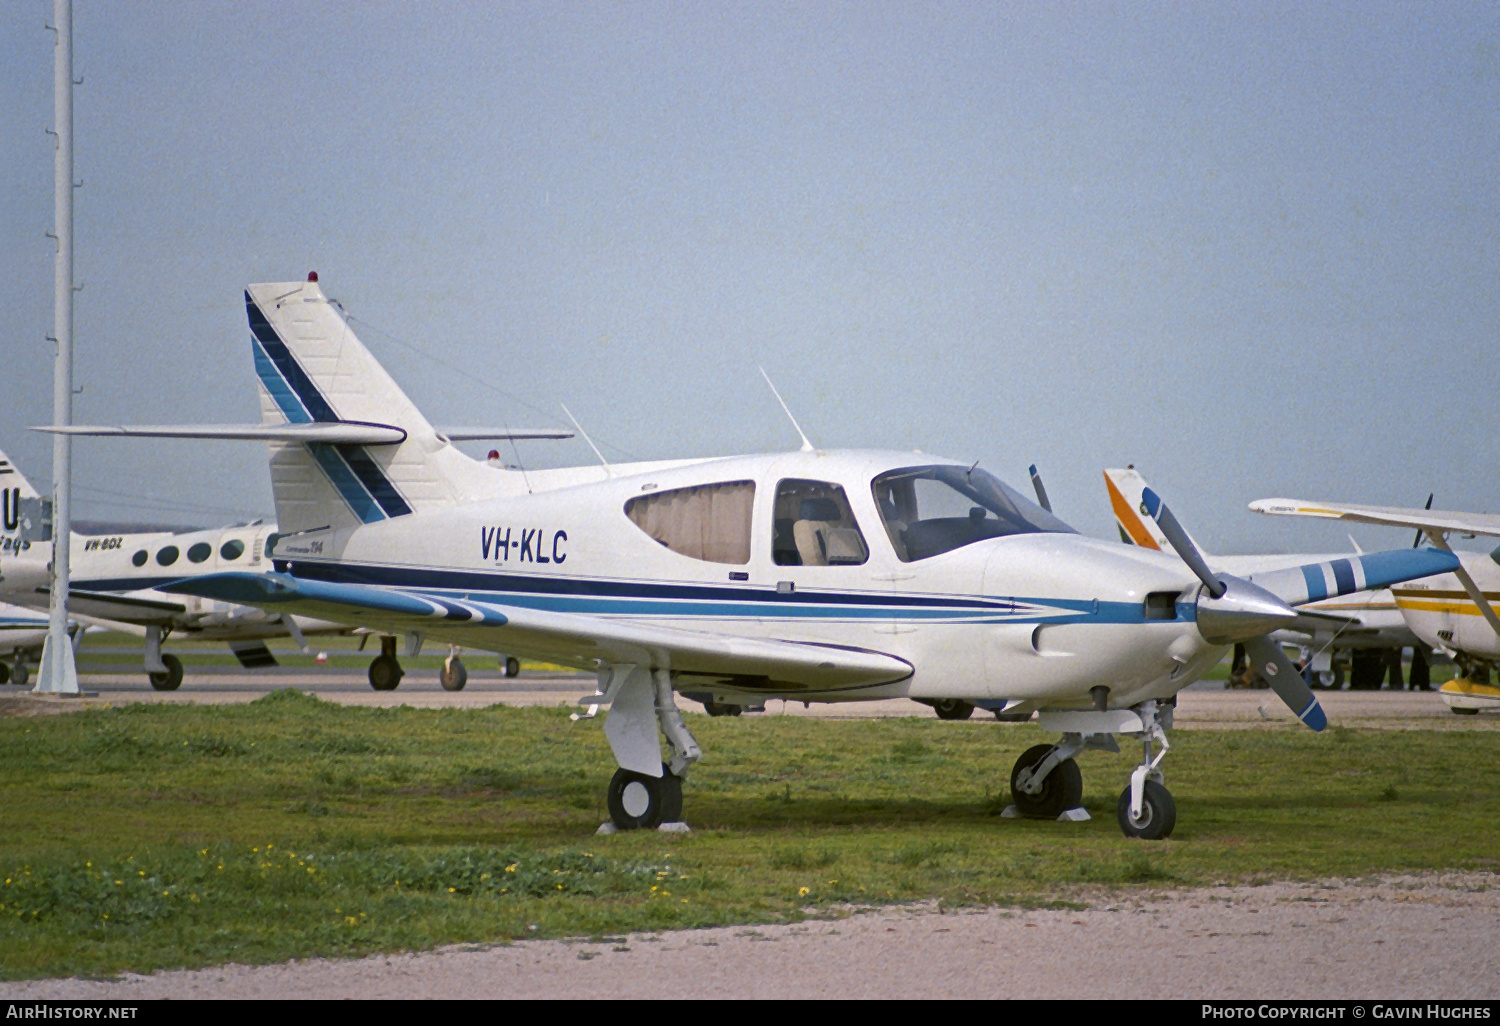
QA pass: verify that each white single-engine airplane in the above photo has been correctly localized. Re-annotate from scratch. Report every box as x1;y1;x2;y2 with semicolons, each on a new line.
1251;497;1500;714
43;277;1462;838
1107;467;1430;690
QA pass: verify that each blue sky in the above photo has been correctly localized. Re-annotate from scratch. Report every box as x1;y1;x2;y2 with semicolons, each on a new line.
2;1;1497;555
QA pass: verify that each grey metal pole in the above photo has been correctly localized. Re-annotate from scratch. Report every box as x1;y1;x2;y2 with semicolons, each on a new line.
36;0;78;694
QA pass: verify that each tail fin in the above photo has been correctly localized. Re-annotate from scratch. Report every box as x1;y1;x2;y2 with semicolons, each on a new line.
246;280;498;536
0;448;47;546
1104;466;1210;556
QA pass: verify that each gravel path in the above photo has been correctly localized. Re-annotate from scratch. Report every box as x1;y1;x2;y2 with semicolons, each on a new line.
5;874;1497;999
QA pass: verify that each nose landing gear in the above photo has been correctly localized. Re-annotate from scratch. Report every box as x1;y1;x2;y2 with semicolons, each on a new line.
1008;699;1179;839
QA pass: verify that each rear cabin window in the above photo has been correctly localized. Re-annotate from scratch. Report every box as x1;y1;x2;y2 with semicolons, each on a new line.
624;481;755;565
772;479;869;566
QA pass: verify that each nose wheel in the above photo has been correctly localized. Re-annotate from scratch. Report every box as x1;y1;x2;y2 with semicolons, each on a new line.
1117;779;1176;839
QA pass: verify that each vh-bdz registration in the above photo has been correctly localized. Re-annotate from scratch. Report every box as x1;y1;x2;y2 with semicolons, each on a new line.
48;277;1461;838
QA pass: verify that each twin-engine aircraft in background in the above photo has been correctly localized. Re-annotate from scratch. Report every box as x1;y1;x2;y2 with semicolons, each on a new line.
0;446;350;690
45;276;1461;838
1106;467;1430;690
1;443;547;692
1252;498;1500;714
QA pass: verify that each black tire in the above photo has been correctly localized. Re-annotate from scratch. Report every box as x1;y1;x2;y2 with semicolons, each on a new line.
0;662;9;685
504;656;520;678
368;655;403;691
1009;743;1083;820
932;699;975;721
994;709;1033;722
148;654;184;692
1117;779;1177;840
440;659;467;692
12;663;28;688
703;701;744;717
606;764;684;829
1451;706;1480;716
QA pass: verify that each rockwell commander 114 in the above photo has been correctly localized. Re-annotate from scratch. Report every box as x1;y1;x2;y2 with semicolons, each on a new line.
42;276;1460;838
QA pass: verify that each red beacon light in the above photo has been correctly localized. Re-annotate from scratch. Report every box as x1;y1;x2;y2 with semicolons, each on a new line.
307;271;319;282
487;450;501;461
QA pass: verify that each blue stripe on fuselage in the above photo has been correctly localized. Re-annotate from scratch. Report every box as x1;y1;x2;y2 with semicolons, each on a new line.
281;560;1189;627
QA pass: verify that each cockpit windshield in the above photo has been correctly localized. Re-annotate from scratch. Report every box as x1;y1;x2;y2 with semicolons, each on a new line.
872;464;1076;562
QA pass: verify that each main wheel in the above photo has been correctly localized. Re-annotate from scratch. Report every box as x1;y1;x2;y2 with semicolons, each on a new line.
1451;706;1480;716
440;658;467;692
606;764;684;829
368;655;403;691
1117;779;1177;840
1009;743;1083;819
702;701;741;717
12;663;28;688
504;656;520;678
932;699;975;721
0;662;10;685
148;654;184;692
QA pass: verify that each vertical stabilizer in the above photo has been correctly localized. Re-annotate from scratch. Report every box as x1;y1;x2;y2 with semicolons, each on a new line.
1104;467;1210;557
0;447;49;551
246;280;496;536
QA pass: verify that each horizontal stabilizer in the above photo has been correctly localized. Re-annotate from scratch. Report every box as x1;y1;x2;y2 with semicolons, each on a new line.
1250;499;1500;539
163;572;915;693
438;427;575;441
34;423;408;445
1244;548;1460;607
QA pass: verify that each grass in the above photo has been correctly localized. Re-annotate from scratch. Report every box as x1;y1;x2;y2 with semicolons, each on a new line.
1;691;1497;979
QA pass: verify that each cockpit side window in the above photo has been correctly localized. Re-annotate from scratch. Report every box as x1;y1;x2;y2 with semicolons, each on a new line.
624;481;755;565
873;465;1075;562
772;479;869;566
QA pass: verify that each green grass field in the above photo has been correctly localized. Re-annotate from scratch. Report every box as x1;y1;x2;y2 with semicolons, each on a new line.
2;691;1496;980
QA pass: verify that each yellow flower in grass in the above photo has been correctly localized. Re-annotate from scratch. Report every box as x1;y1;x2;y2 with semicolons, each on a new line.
798;887;809;896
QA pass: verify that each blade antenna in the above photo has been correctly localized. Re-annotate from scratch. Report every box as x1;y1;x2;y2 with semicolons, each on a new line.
560;403;612;478
759;368;815;453
1029;464;1052;513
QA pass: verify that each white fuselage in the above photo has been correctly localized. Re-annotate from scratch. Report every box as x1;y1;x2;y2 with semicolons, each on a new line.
1391;551;1500;662
270;449;1224;710
1;521;345;642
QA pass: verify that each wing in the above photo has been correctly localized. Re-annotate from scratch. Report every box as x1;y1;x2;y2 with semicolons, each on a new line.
161;572;914;693
32;587;186;627
1250;499;1500;539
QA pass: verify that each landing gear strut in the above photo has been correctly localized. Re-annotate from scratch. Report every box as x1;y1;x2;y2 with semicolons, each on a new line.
1116;700;1176;840
587;663;700;831
144;626;183;691
369;636;403;691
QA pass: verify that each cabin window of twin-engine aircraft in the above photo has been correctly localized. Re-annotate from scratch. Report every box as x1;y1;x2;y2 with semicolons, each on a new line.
873;465;1076;562
624;481;755;564
155;546;179;566
187;543;212;563
131;550;147;567
772;480;870;566
220;539;245;560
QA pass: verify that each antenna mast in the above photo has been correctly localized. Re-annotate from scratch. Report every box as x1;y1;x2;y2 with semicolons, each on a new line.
758;368;814;452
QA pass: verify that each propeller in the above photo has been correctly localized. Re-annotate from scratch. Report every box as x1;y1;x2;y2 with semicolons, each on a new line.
1138;487;1327;731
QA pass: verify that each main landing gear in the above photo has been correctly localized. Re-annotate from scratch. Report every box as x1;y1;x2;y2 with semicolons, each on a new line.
1008;699;1178;840
144;626;184;691
584;663;700;832
369;636;404;691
